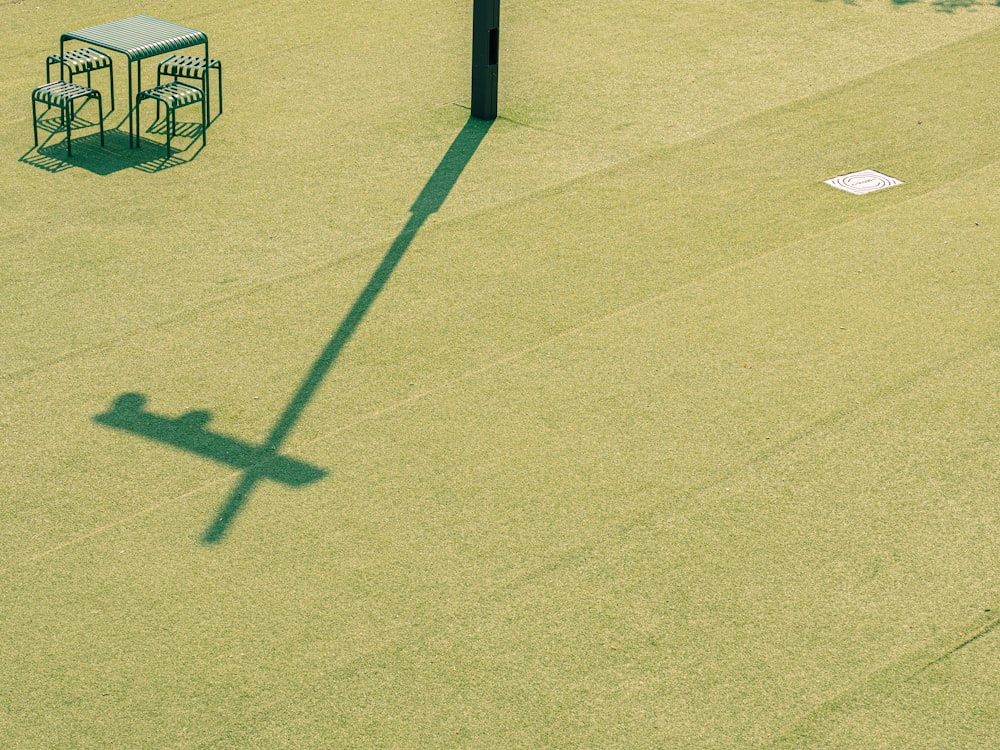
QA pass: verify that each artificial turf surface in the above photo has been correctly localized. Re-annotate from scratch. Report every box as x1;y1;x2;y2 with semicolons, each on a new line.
2;0;999;746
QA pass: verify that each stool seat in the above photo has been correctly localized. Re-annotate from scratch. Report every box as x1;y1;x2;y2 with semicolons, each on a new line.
158;54;220;78
33;80;99;106
138;81;204;108
47;47;112;75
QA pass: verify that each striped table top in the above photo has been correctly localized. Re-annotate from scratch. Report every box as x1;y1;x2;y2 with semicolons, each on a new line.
61;15;207;62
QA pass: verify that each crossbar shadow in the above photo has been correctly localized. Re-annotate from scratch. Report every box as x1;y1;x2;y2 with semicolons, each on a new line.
95;393;325;486
93;116;493;543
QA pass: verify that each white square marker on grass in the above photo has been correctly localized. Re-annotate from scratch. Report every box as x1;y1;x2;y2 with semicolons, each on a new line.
825;169;903;195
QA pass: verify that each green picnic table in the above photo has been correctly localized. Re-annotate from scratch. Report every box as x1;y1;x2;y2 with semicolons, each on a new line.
60;15;209;148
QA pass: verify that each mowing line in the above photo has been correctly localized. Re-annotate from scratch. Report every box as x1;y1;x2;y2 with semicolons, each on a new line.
764;609;1000;748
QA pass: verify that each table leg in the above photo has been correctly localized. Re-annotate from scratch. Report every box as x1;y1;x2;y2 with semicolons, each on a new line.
59;38;67;82
203;40;210;133
136;61;142;147
128;60;134;147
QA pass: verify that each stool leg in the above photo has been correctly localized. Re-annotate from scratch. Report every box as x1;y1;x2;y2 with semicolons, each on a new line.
107;62;115;115
137;62;142;145
64;102;72;157
32;98;38;148
97;93;105;146
216;62;223;116
166;106;172;158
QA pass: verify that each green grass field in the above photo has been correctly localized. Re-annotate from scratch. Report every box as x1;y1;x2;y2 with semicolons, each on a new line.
3;0;1000;746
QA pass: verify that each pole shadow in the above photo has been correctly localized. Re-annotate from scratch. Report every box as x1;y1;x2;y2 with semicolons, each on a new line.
92;116;493;543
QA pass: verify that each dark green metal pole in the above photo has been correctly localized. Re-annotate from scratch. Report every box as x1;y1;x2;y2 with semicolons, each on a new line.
471;0;499;120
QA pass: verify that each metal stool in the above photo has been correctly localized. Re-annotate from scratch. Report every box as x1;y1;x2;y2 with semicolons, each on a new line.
46;47;114;114
32;81;105;157
157;54;222;120
136;81;205;158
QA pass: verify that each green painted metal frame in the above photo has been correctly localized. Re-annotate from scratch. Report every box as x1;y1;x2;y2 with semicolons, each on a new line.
136;82;206;158
46;48;115;115
32;81;105;157
158;55;223;121
60;16;209;148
